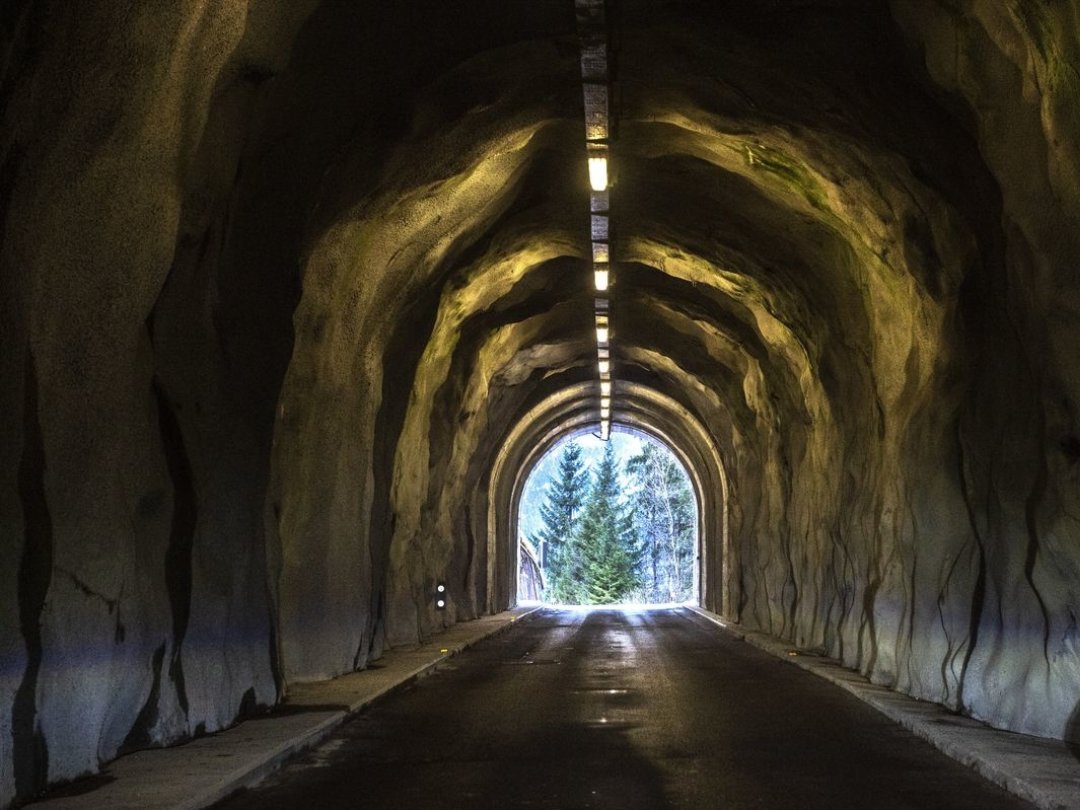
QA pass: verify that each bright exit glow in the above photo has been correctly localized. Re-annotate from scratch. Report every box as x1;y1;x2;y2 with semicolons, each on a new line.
600;397;611;409
598;359;610;374
517;433;700;605
594;267;609;291
588;156;608;191
600;380;612;396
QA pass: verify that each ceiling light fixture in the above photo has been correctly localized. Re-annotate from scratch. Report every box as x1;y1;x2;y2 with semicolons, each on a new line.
588;155;608;192
595;314;609;345
578;0;615;443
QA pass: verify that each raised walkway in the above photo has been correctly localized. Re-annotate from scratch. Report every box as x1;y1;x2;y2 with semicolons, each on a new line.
29;608;540;810
689;607;1080;809
25;604;1080;809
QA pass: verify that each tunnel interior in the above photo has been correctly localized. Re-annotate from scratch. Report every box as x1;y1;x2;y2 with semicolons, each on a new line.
3;0;1080;804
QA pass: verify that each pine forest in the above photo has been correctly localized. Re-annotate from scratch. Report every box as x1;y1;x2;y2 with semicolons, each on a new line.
526;434;696;604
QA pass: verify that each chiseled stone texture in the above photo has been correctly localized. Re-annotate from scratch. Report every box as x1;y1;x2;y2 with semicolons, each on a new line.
0;2;316;804
886;0;1080;739
3;1;1080;806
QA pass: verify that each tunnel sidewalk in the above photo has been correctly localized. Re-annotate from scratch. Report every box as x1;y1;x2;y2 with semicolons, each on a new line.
689;607;1080;810
28;605;1080;809
28;607;540;810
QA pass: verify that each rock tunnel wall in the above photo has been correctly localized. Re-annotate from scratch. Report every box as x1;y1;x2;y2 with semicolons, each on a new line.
0;2;319;803
2;0;1080;805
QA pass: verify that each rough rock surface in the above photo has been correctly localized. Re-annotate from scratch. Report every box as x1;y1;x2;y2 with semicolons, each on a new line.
0;2;318;803
2;1;1080;805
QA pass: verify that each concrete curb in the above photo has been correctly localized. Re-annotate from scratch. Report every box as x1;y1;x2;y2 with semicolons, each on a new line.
171;711;349;810
29;606;543;810
687;606;1080;810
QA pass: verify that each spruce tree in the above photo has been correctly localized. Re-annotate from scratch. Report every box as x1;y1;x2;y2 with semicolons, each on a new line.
535;441;588;602
575;442;641;604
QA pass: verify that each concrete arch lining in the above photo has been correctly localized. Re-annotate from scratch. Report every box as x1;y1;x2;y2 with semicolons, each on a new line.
487;381;730;614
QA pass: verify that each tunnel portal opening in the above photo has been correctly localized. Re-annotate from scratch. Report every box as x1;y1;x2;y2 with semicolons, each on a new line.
517;426;700;607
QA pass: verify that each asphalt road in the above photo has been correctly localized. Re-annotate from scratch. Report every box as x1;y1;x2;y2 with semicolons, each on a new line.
216;607;1030;809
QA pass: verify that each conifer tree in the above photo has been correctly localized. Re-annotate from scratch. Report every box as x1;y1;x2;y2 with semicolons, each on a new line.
575;442;641;604
535;441;588;602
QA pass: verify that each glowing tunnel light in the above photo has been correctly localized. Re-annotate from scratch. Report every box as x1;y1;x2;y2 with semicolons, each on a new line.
594;264;610;292
579;0;615;450
595;314;609;345
588;155;608;192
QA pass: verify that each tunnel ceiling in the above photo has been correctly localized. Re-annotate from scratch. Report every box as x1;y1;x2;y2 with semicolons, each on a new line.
3;0;1080;801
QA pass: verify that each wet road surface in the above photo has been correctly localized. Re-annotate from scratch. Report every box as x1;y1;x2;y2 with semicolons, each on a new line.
216;607;1029;809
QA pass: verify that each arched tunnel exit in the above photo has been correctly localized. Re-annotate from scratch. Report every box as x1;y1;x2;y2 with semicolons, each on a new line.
2;0;1080;806
492;382;729;617
512;421;707;607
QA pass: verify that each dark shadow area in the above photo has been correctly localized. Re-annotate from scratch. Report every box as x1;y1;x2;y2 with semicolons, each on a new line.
1066;701;1080;762
270;704;350;717
34;771;117;799
214;609;672;809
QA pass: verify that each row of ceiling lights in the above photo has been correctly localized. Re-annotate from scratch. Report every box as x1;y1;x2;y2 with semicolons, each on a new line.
576;0;612;441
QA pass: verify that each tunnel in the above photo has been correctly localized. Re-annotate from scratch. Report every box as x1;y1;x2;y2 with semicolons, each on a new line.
2;0;1080;805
